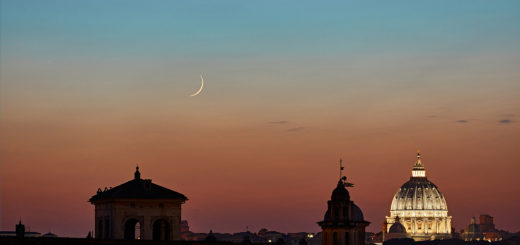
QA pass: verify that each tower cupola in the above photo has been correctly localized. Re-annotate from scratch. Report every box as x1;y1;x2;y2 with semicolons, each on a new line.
318;159;369;245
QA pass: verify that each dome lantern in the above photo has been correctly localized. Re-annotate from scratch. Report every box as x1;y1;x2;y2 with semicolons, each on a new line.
411;151;426;178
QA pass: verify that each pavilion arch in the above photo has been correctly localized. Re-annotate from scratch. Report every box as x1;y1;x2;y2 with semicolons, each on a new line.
124;218;142;240
153;218;170;241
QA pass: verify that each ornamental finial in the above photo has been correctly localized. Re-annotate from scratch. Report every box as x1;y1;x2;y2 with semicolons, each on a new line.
134;165;141;180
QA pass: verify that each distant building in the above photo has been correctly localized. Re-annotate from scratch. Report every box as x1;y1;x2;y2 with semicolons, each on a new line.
479;214;502;242
461;217;484;241
479;214;495;232
368;231;383;244
42;232;58;238
257;229;284;243
318;162;370;245
0;221;41;238
16;221;25;238
384;216;408;241
181;220;190;233
89;166;187;240
180;225;320;245
385;151;452;241
450;227;461;239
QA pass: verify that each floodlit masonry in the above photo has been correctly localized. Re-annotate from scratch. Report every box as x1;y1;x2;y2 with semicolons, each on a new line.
384;151;452;241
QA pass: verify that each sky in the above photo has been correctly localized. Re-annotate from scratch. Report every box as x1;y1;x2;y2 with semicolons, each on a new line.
1;0;520;237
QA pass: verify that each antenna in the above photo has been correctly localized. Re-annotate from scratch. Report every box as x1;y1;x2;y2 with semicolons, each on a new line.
339;158;344;180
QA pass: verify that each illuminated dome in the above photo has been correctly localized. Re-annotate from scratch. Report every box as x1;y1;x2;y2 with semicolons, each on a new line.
385;152;452;241
390;177;447;211
389;217;406;234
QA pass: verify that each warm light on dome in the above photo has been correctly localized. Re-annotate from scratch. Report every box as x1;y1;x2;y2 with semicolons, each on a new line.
411;152;426;177
412;170;425;177
385;151;452;241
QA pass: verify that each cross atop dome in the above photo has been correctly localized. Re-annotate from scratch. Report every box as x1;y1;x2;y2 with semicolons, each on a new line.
412;150;426;177
416;150;422;164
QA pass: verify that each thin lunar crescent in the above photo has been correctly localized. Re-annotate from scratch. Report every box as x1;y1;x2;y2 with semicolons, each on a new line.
189;75;204;97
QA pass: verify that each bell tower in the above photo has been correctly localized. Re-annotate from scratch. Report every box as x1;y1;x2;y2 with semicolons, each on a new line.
318;160;370;245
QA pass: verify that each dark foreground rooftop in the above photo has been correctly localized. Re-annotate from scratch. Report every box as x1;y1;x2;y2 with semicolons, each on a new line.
89;167;187;202
2;236;520;245
382;237;520;245
0;237;231;245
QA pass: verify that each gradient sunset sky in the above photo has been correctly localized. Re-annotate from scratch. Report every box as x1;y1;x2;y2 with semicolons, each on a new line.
1;0;520;237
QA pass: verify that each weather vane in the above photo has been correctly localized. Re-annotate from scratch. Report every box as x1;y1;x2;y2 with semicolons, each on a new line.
339;158;354;188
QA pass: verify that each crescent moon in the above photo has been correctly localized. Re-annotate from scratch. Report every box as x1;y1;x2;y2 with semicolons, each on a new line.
189;75;204;97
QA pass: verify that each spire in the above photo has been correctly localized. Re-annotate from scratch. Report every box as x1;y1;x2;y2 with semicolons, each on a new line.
411;150;426;177
339;158;344;180
134;165;141;180
416;150;422;165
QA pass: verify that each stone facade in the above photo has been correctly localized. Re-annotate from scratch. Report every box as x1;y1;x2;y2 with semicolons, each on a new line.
90;167;187;241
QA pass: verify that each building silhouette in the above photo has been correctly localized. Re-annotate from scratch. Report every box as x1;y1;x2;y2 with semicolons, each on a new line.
15;221;25;238
318;161;370;245
459;215;503;242
0;221;42;238
479;214;502;241
89;166;187;240
461;217;484;241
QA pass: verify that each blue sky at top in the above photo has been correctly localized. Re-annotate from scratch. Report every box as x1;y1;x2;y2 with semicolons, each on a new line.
2;0;520;60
